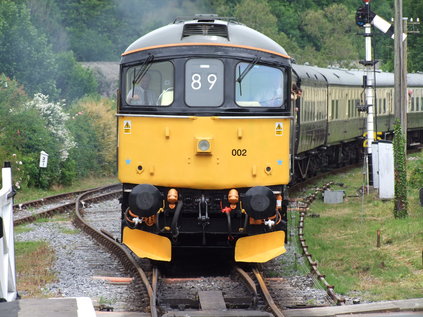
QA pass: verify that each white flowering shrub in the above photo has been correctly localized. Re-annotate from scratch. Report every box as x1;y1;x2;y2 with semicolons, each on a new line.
25;93;75;160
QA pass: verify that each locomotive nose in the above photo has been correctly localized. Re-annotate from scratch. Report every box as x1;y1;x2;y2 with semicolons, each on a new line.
128;184;163;217
242;186;276;219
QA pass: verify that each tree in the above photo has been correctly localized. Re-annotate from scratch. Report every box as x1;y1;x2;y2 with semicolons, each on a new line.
300;4;359;67
233;0;298;55
404;0;423;71
234;0;279;39
26;0;69;52
268;0;301;40
0;84;72;189
55;51;99;104
0;0;58;97
0;75;29;188
67;96;116;177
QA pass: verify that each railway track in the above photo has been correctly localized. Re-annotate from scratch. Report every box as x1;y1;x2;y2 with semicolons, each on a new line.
77;186;338;315
13;184;120;225
14;183;335;315
72;187;322;316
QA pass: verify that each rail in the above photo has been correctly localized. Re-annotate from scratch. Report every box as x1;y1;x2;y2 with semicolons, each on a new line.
292;182;346;305
73;188;156;317
13;184;120;226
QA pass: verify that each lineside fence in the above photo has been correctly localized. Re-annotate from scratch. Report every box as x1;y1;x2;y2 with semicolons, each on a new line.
0;162;17;301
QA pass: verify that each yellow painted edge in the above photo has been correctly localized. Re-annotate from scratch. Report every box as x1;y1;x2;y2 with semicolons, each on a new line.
123;227;172;262
235;231;286;263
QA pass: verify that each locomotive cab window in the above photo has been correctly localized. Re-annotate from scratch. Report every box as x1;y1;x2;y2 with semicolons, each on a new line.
236;63;285;108
124;61;174;106
185;59;224;107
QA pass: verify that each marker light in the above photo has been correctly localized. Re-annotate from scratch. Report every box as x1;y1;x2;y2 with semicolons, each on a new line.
196;138;212;154
198;140;210;151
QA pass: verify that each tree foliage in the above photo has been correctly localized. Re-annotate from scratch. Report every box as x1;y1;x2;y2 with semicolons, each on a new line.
301;4;360;67
55;51;99;104
3;0;422;70
404;0;423;71
0;0;58;97
0;0;100;102
67;96;117;178
0;80;67;189
0;79;116;189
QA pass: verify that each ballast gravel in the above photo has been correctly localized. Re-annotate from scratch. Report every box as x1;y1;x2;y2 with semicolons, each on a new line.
14;199;143;312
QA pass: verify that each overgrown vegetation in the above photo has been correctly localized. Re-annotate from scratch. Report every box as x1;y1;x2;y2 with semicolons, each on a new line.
14;176;118;203
0;79;116;190
0;1;117;191
393;121;408;218
297;151;423;301
15;241;57;298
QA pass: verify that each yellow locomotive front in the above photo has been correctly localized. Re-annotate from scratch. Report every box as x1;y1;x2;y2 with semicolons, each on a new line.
117;16;293;263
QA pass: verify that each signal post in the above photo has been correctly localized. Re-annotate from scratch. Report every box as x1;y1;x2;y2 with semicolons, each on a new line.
356;0;376;186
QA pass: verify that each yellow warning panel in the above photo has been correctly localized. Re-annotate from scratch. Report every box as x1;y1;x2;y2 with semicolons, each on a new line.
123;120;131;134
275;122;283;136
123;227;171;261
235;231;286;263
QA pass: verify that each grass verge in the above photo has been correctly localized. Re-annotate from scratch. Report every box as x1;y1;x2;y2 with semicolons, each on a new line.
294;151;423;301
15;241;57;298
15;175;118;203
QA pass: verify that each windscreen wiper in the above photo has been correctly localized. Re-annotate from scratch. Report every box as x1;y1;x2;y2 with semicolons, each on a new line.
131;55;154;97
236;57;260;96
236;57;260;84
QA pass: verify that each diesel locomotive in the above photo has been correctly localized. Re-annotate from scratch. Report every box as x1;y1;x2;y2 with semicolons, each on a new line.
117;15;423;263
117;15;292;263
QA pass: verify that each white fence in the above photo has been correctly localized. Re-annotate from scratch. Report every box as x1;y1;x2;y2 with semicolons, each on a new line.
0;162;17;301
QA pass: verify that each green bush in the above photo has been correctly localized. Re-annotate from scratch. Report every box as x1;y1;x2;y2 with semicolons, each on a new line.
55;51;99;104
408;164;423;188
0;0;58;98
67;96;116;178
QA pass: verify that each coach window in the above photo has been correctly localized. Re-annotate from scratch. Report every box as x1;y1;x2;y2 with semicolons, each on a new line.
236;63;285;108
125;61;174;106
185;59;224;107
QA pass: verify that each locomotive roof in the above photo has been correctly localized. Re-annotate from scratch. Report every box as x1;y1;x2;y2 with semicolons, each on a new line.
123;15;289;57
